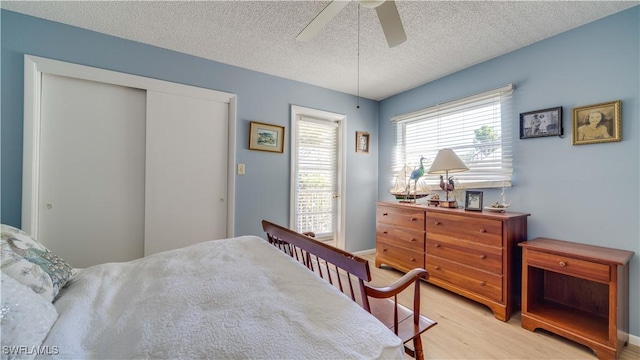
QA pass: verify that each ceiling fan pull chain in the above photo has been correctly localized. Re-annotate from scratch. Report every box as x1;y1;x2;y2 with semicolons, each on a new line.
357;4;361;109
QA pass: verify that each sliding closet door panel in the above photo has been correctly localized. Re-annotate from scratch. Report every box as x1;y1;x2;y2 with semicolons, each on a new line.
38;73;146;268
145;91;229;256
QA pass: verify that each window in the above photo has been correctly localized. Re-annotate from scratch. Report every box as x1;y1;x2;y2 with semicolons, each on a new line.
391;84;514;189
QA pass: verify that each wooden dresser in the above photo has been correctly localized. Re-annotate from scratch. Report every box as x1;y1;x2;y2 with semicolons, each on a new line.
519;238;634;360
375;202;529;321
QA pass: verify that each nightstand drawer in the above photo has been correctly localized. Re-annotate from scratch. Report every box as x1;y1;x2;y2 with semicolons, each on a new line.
427;237;502;274
377;223;425;252
377;241;425;269
525;249;610;283
377;205;424;231
427;255;502;302
427;212;502;247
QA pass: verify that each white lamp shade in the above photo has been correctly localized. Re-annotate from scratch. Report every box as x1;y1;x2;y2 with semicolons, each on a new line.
427;148;469;174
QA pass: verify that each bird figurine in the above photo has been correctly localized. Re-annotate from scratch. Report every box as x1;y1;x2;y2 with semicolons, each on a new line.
409;156;425;202
439;175;455;192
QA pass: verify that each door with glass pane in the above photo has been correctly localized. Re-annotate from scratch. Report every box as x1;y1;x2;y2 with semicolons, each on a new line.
291;114;343;247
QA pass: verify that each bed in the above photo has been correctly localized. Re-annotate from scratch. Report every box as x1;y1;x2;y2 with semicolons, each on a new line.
1;222;411;359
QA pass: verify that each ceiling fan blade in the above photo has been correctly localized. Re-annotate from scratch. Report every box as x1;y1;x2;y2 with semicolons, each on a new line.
296;1;350;42
375;0;407;47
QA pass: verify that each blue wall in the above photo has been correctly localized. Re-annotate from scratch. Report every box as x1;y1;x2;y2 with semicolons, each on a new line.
379;7;640;337
2;6;639;337
0;9;379;252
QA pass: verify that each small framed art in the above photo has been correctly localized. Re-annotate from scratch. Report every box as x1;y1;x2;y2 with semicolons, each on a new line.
520;107;562;139
572;100;621;145
465;191;483;211
249;121;285;153
356;131;370;153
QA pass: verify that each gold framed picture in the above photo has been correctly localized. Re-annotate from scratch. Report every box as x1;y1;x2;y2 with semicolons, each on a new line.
356;131;369;153
249;121;285;153
572;100;621;145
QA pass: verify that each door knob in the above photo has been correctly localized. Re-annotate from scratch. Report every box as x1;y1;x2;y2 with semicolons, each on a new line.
45;203;53;210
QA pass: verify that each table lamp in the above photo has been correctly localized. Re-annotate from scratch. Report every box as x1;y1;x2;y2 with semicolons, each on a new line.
427;148;469;208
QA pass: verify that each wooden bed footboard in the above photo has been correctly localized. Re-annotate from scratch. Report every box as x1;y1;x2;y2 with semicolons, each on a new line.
261;220;437;360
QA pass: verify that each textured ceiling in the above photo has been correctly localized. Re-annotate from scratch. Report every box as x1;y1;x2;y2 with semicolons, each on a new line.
3;1;637;100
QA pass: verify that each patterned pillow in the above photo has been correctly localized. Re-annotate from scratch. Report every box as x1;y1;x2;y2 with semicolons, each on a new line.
1;274;59;359
1;224;75;302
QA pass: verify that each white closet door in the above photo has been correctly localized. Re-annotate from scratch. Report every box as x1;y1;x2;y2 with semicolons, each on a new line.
144;91;229;256
38;73;146;268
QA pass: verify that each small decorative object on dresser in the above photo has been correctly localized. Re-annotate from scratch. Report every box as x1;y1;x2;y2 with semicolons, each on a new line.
464;191;483;211
375;202;530;321
519;238;633;360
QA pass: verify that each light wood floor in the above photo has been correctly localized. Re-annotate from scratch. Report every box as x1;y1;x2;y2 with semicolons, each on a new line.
360;252;640;360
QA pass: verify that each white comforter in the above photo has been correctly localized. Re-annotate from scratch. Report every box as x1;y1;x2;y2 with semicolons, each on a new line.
41;236;403;359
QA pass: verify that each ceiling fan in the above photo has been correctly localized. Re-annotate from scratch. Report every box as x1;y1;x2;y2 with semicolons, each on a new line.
296;0;407;48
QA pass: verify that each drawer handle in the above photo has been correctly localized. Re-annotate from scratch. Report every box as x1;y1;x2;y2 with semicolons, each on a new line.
435;266;441;270
382;248;388;252
410;238;417;242
559;261;566;267
434;221;442;225
410;258;415;262
383;231;388;234
480;281;486;286
479;254;486;259
434;243;441;248
411;217;418;221
383;213;388;216
479;229;487;233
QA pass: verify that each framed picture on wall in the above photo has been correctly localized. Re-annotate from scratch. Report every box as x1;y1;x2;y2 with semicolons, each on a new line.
519;107;563;139
356;131;369;153
249;121;285;153
572;100;621;145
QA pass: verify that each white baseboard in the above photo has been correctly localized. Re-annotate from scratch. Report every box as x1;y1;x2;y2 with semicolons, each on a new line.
355;246;640;347
352;248;375;256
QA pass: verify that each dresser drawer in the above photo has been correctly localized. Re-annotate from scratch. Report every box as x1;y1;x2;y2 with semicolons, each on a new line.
427;212;502;247
426;237;502;274
427;255;503;302
525;250;610;283
377;241;425;269
377;205;424;231
377;223;425;252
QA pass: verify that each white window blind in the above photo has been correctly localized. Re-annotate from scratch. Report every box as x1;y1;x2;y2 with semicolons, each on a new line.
391;84;514;189
293;116;338;238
